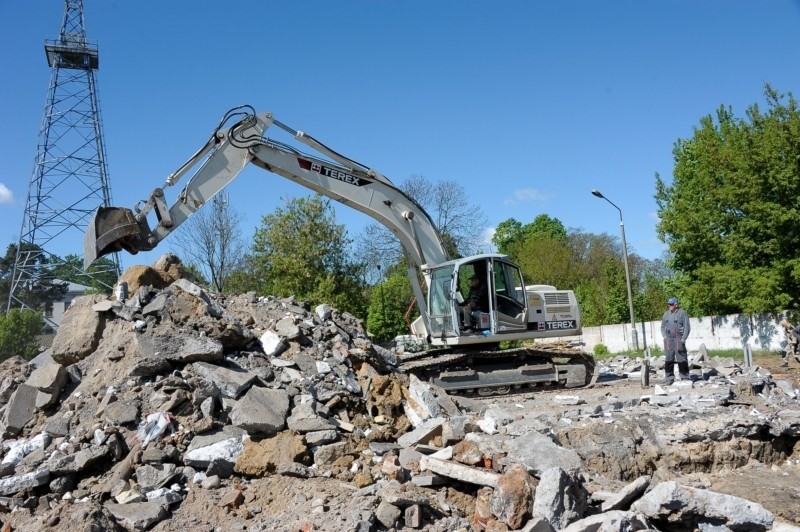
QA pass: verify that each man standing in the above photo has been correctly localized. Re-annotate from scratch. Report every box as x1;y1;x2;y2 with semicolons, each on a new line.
661;297;691;384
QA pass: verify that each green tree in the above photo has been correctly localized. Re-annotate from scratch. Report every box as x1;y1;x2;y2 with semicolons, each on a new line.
366;272;416;343
0;309;44;360
249;195;368;318
492;215;567;256
655;85;800;315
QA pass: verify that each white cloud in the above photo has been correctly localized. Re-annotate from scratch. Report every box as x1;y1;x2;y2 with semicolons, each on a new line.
504;188;550;205
0;184;13;204
648;211;660;222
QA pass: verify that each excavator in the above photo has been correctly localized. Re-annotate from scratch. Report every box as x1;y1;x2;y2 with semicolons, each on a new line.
84;105;596;396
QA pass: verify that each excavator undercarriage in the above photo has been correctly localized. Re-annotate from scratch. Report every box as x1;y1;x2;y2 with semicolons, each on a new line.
398;342;598;396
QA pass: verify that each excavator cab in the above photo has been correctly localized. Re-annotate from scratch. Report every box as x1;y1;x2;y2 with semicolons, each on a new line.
426;254;529;345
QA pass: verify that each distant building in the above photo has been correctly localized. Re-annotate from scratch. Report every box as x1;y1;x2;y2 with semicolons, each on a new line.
43;279;91;332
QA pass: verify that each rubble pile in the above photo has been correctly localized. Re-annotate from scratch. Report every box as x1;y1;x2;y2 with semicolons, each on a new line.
0;255;798;531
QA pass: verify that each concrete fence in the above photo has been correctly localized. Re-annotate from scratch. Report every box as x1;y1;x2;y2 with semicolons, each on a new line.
543;311;790;354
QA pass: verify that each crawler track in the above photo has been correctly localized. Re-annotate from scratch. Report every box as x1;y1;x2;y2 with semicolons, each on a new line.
398;342;598;396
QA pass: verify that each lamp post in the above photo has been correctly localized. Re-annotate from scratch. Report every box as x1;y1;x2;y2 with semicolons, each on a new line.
591;189;639;350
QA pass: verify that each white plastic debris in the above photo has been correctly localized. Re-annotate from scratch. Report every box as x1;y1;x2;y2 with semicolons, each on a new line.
135;412;172;448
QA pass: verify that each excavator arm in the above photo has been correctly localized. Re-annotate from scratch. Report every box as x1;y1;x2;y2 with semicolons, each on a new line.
85;106;449;333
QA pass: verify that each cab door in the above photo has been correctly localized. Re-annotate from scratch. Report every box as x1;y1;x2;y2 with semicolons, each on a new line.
491;259;528;333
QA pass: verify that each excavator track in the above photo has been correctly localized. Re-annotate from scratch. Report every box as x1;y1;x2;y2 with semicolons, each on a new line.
398;342;598;396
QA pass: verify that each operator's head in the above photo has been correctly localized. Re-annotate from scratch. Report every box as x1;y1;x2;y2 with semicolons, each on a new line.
470;274;480;285
667;297;679;308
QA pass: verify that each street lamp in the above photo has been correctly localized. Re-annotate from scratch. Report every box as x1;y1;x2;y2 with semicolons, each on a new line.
591;189;639;350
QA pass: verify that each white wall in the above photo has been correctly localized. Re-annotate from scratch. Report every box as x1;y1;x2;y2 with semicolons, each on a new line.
543;312;788;354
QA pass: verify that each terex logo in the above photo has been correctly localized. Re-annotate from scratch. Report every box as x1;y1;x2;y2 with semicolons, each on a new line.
297;158;367;187
545;320;577;331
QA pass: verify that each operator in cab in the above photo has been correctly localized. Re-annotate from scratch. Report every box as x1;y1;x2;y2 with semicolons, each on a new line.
462;274;489;330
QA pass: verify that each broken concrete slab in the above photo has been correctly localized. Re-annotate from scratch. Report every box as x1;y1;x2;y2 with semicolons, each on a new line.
191;361;257;399
260;330;286;357
135;463;177;492
405;374;444;427
275;316;301;340
502;430;582;476
631;481;773;531
375;499;401;529
560;510;649;532
286;402;335;433
419;456;500;487
25;361;67;396
49;446;110;475
601;475;651;512
134;332;224;375
397;417;446;448
313;442;349;466
105;401;139;425
51;294;106;366
184;430;245;470
531;467;587;530
106;502;168;530
306;430;338;446
0;469;50;496
1;433;51;473
3;384;39;436
229;386;289;436
553;395;584;406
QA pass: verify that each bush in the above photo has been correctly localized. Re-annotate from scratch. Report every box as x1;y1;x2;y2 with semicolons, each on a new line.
0;309;44;361
593;343;610;356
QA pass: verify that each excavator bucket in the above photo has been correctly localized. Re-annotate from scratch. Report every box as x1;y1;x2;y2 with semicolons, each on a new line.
84;207;154;269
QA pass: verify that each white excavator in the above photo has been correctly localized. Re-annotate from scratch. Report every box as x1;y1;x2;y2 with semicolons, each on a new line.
85;105;596;395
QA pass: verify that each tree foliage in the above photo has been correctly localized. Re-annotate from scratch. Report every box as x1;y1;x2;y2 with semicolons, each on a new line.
171;195;246;293
492;214;568;256
0;309;44;360
495;218;671;327
366;272;416;343
656;85;800;315
246;195;367;318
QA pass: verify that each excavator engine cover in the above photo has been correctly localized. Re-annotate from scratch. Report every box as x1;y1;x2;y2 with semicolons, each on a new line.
84;207;154;268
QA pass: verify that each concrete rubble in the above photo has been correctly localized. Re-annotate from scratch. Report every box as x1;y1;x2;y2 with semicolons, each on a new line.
0;256;797;530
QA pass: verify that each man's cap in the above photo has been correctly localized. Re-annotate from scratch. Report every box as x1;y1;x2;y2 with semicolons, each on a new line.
667;297;679;305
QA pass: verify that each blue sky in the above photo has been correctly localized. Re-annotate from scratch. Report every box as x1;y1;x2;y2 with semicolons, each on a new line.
1;1;799;270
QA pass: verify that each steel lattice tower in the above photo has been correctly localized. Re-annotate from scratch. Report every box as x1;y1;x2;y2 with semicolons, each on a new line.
9;0;119;328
